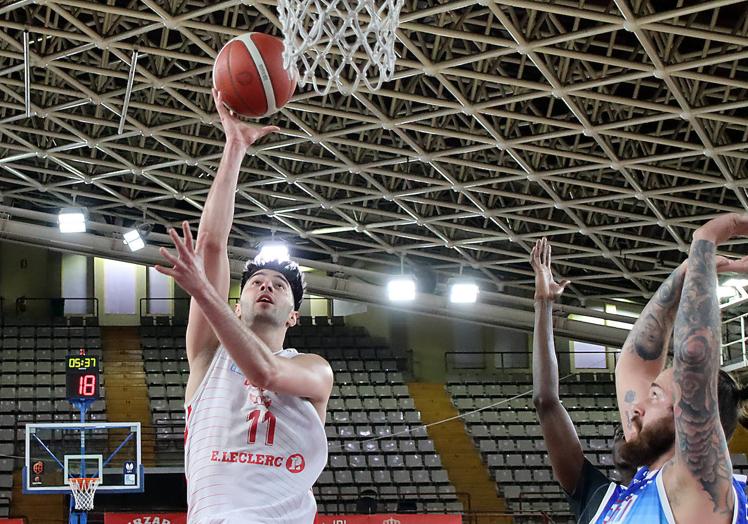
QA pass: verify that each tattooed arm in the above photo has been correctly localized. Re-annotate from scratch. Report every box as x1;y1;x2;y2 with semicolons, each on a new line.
615;262;686;442
530;239;582;493
663;214;748;523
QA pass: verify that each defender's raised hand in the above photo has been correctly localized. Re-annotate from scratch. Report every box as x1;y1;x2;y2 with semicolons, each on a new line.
530;237;570;302
717;254;748;274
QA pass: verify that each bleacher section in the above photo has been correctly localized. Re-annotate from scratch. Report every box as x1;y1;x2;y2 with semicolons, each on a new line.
141;318;463;514
447;373;618;523
141;326;188;458
0;323;106;517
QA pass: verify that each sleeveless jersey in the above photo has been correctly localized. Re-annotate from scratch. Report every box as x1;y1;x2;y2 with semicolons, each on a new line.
591;465;748;523
184;346;328;524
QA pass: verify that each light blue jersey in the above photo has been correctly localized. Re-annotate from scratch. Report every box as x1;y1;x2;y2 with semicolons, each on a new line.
591;466;747;524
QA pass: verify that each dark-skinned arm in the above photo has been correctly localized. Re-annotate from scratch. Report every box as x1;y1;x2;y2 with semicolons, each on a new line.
529;238;582;494
532;298;584;494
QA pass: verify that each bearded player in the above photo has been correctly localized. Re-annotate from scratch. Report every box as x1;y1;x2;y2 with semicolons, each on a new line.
531;224;748;523
156;89;333;524
577;213;748;522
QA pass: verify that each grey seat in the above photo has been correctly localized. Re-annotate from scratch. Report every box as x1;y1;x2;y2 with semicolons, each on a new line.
367;455;385;468
405;454;424;468
372;470;392;485
353;470;373;484
334;470;353;484
329;455;347;468
386;455;404;468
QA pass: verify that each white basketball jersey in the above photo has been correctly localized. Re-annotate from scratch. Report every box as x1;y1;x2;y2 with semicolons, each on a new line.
184;346;328;524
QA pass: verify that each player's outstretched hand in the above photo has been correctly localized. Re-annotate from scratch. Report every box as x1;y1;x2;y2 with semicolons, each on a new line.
717;254;748;274
530;237;570;302
155;221;210;298
693;213;748;245
212;88;279;151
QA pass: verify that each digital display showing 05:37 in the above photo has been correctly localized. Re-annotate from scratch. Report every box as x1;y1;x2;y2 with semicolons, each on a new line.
65;356;100;401
67;357;98;370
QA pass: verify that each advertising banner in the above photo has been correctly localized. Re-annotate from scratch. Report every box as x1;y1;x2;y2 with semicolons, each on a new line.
104;514;187;524
314;515;462;524
104;513;460;524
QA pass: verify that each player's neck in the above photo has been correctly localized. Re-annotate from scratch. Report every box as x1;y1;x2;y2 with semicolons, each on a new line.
246;319;286;352
647;448;675;472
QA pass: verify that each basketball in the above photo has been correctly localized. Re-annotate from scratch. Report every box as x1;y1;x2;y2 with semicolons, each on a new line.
213;33;297;118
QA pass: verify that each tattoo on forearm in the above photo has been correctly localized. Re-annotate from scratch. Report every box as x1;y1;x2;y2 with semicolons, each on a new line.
627;266;685;361
623;390;636;430
633;313;666;360
673;240;732;514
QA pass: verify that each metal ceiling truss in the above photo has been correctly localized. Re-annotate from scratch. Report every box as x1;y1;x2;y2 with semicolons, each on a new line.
1;0;748;306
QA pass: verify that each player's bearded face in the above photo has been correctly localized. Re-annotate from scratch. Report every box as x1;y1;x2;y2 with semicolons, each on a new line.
618;411;675;468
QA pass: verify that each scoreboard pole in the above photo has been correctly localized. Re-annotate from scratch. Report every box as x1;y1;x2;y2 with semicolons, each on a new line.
66;348;100;524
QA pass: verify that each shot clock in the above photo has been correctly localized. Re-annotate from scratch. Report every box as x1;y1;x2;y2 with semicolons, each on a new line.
65;352;100;401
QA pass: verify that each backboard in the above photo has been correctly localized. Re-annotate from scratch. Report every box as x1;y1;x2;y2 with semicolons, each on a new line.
23;422;144;494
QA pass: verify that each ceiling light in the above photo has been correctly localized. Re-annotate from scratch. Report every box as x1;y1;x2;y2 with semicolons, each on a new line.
58;207;86;233
387;276;416;302
257;242;290;263
449;279;479;304
123;229;145;252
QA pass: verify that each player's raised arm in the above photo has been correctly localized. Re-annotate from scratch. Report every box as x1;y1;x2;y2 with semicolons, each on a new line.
529;238;582;494
158;223;333;416
664;213;748;522
184;89;278;401
615;262;685;442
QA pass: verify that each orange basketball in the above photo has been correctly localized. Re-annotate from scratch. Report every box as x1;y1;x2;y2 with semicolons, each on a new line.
213;33;297;118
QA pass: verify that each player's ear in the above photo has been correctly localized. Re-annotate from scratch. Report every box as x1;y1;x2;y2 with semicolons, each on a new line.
234;302;241;318
286;310;299;328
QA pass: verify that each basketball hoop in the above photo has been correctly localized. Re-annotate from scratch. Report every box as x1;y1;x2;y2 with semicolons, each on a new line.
277;0;404;95
67;477;100;511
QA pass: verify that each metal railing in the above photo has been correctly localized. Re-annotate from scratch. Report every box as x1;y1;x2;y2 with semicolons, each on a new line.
138;296;337;319
13;296;99;318
444;350;621;374
721;311;748;368
138;297;191;319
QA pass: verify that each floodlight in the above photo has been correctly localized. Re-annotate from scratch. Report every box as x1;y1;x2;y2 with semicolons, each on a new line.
718;285;738;299
449;279;479;304
387;276;416;302
123;229;145;252
58;208;86;233
257;242;290;263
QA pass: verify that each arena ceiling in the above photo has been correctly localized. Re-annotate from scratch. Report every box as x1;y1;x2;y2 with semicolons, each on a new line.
1;0;748;306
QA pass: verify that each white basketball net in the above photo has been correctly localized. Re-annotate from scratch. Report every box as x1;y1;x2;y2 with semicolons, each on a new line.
277;0;404;95
68;477;100;511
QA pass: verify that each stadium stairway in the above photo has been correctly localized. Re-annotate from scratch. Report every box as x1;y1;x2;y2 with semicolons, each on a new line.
101;327;156;467
10;470;65;524
408;383;510;523
730;425;748;455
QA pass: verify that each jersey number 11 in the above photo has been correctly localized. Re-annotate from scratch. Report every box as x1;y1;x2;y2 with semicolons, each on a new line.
247;409;276;446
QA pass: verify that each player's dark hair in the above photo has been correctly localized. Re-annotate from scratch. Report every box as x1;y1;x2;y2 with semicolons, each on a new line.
240;258;305;311
718;369;748;439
